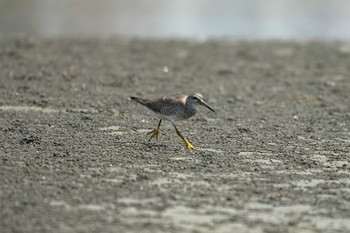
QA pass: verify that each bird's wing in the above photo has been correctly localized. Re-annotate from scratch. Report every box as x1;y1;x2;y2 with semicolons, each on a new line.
145;95;186;114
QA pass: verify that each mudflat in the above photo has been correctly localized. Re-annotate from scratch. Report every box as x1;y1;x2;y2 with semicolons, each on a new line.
1;36;350;233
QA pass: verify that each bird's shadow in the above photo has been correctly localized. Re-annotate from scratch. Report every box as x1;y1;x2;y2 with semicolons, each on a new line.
114;140;170;149
141;141;169;149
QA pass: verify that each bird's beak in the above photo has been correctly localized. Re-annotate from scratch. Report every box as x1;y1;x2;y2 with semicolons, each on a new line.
200;100;215;112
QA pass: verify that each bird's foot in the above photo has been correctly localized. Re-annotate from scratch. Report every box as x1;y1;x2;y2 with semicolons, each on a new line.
147;128;160;141
184;139;196;151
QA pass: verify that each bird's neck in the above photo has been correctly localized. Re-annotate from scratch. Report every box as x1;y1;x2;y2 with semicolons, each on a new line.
185;103;198;116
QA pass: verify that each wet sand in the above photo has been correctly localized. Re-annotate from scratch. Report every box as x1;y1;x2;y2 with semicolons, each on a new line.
1;36;350;232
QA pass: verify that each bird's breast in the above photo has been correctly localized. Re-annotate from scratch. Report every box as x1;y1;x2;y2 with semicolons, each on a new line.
181;105;198;119
156;104;197;122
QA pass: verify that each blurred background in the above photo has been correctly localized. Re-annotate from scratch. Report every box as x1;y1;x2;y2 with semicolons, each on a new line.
1;0;350;39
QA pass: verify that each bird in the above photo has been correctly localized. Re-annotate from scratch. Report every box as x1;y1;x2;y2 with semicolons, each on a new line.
130;92;215;150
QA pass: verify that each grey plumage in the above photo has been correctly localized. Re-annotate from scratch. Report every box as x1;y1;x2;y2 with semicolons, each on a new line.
130;93;214;122
130;92;215;150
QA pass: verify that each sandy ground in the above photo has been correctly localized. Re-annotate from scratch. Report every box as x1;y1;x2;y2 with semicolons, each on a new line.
0;36;350;233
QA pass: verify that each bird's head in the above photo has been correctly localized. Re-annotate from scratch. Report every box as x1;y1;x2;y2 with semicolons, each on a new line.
187;92;215;112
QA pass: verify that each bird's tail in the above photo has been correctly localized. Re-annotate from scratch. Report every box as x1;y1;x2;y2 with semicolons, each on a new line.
130;96;149;106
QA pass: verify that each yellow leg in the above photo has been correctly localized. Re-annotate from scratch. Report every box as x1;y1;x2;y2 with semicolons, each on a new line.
173;123;196;151
147;119;162;141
